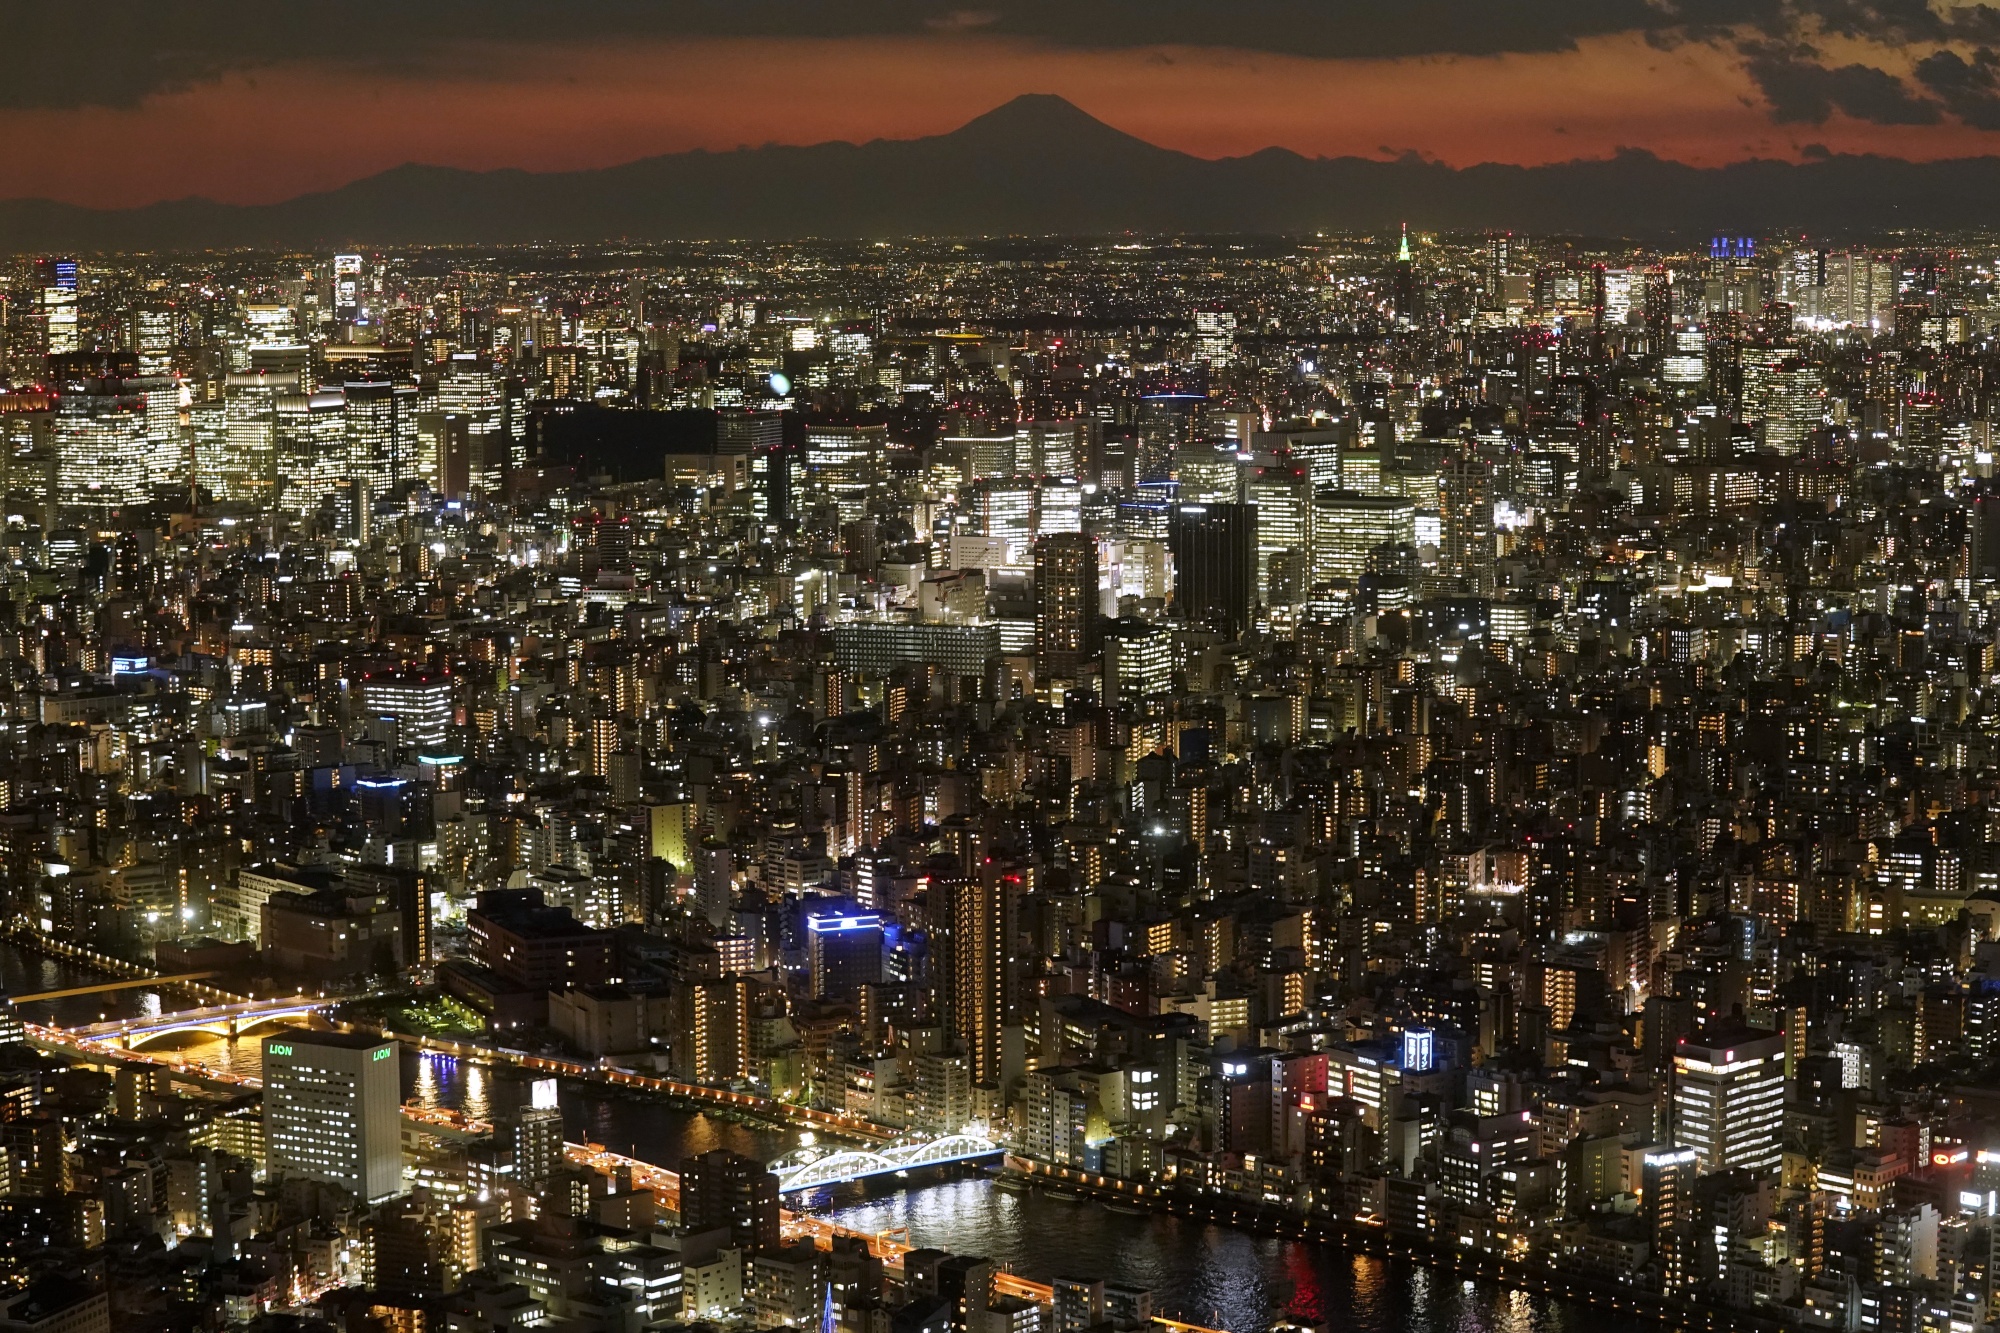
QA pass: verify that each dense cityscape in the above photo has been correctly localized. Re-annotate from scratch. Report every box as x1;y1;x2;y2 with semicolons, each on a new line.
0;227;1987;1333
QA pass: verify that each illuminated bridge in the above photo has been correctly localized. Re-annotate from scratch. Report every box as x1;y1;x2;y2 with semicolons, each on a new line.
771;1133;1002;1193
64;996;335;1046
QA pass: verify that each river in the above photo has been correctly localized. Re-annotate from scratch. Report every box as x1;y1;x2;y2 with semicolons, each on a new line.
1;942;1649;1333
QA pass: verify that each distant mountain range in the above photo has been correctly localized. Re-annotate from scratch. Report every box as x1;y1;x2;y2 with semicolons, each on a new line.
6;94;2000;251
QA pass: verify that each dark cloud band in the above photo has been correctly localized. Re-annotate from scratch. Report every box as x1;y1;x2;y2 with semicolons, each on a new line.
7;0;2000;138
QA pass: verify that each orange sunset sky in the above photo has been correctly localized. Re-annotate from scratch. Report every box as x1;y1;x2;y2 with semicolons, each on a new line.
12;20;2000;209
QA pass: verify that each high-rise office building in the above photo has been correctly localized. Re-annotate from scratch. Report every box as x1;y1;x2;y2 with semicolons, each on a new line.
1169;502;1257;638
1671;1027;1785;1174
1484;232;1511;302
1034;532;1101;681
1102;619;1173;705
223;369;297;504
1248;465;1311;615
134;305;174;377
345;380;418;494
1311;491;1415;584
1135;394;1202;483
801;423;887;524
40;258;78;356
438;354;506;495
1018;419;1087;477
263;1030;402;1203
361;671;455;753
1438;459;1495;595
276;389;349;516
678;1148;781;1251
53;373;150;510
805;902;883;1001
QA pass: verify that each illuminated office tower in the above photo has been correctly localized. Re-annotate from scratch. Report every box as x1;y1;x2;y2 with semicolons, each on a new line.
1192;310;1237;365
276;390;349;516
969;477;1038;565
333;253;364;322
1760;358;1828;455
1037;478;1083;536
1439;459;1495;595
1034;532;1101;681
182;400;229;500
1337;444;1384;495
1824;251;1897;331
1173;441;1243;504
1248;464;1312;616
223;370;297;504
54;373;150;510
1018;419;1086;477
343;381;417;495
805;903;883;1001
240;303;299;365
1671;1028;1785;1174
1484;232;1512;300
40;259;78;356
1661;329;1707;391
1601;268;1635;324
1311;491;1415;584
134;306;174;376
1255;423;1347;491
438;354;506;495
138;374;185;489
263;1030;402;1203
720;409;786;522
801;423;887;524
949;433;1017;483
1103;619;1173;705
361;671;455;753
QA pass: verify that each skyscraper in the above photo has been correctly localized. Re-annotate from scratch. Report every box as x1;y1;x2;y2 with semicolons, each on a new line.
263;1030;402;1203
1671;1027;1785;1174
438;354;506;495
805;902;884;1001
801;423;887;524
1311;491;1415;584
951;867;1009;1088
1438;459;1495;595
1393;224;1419;325
1169;502;1257;638
53;368;150;510
1248;464;1311;618
1034;532;1101;681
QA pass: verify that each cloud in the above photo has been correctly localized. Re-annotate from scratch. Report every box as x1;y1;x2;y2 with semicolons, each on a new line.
1914;45;2000;125
0;0;1776;109
4;0;2000;147
1741;40;1942;123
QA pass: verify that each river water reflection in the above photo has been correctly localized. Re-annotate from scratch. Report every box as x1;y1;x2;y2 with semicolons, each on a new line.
2;944;1649;1333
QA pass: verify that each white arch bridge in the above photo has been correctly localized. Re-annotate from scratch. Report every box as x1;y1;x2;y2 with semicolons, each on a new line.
772;1133;1002;1193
